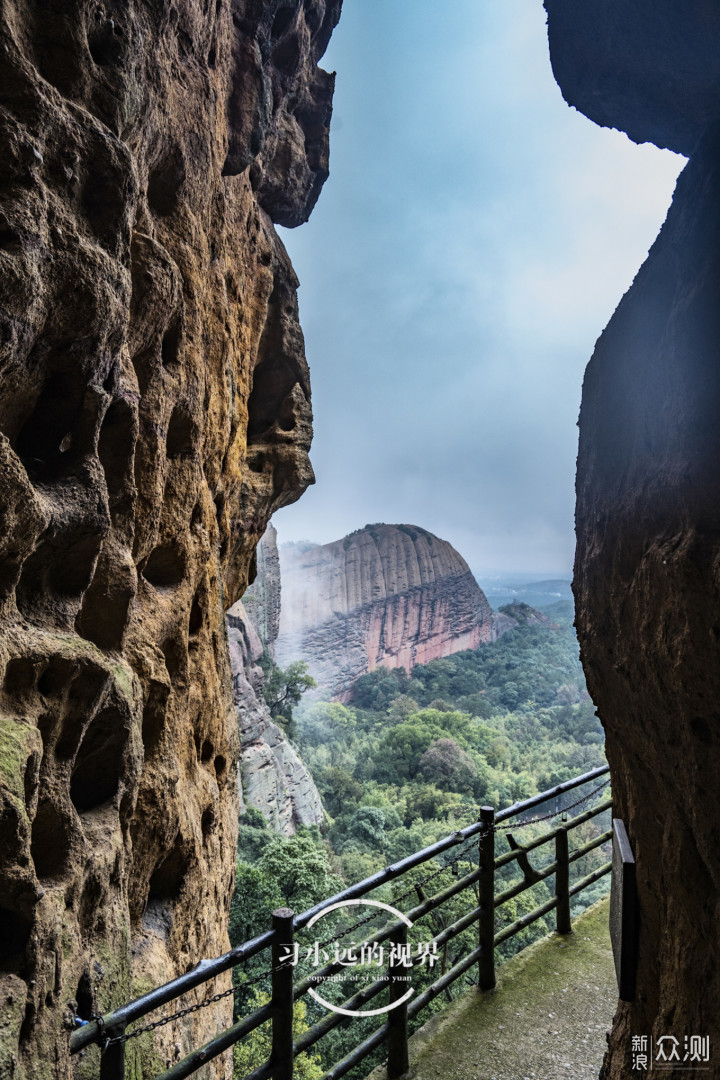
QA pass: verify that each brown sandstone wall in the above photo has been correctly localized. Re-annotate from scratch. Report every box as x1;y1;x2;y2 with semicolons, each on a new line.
0;0;340;1076
545;3;720;1076
275;524;499;699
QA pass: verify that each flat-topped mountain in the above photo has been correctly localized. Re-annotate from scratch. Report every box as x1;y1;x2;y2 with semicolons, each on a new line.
275;523;503;698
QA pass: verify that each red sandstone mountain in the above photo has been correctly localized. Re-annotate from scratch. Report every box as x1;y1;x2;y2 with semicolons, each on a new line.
274;523;502;699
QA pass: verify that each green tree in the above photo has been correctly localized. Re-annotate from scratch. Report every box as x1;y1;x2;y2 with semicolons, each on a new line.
418;737;477;793
257;831;343;912
262;658;317;734
233;991;323;1079
229;862;283;948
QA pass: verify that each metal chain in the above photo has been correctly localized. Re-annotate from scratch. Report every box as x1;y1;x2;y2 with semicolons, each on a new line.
107;964;277;1045
491;778;611;834
309;778;611;946
106;779;611;1045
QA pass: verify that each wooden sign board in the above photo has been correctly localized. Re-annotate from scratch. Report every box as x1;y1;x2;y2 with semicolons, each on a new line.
610;818;638;1001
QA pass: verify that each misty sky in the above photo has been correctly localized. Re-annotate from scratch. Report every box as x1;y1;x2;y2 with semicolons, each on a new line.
274;0;684;577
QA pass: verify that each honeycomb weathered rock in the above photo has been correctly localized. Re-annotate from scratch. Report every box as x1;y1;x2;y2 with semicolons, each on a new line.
0;0;341;1075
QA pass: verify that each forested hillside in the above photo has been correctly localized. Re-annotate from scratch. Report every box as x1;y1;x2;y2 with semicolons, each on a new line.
228;604;610;1077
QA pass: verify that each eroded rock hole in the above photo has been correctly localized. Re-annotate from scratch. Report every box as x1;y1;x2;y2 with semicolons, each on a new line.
272;5;297;39
166;404;195;457
247;355;302;441
75;972;94;1021
87;19;124;66
70;705;126;812
161;318;182;367
141;682;169;755
37;712;54;747
148;839;188;901
81;161;126;251
130;347;155;395
147;147;186;217
200;739;214;763
78;874;104;931
31;799;71;879
54;663;109;760
0;907;31;961
4;656;36;698
160;636;186;680
24;753;40;812
214;754;227;780
304;5;322;35
189;593;203;636
0;227;23;254
247;450;266;474
75;561;133;651
201;807;216;838
17;533;102;624
141;543;185;589
37;656;76;698
98;398;135;517
14;372;84;482
272;33;301;75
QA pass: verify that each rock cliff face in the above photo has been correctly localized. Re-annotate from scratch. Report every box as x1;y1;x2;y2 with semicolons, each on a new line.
546;3;720;1076
0;1;340;1076
242;522;281;656
275;524;499;699
227;601;323;834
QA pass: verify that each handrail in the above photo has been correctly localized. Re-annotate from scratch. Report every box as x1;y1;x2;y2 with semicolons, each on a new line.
69;764;611;1079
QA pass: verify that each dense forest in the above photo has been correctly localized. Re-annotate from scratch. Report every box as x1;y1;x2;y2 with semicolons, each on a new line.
229;602;611;1077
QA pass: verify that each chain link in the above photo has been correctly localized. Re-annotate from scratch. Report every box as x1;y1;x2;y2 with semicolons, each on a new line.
492;778;611;834
307;778;611;946
107;964;281;1045
104;778;610;1045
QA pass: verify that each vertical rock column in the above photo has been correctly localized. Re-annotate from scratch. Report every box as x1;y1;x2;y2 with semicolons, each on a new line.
0;0;341;1076
545;2;720;1075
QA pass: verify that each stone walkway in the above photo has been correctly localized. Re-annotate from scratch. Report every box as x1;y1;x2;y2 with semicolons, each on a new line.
369;897;616;1080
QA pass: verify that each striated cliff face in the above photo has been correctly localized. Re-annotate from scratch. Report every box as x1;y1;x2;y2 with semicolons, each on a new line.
227;600;323;835
275;524;499;699
242;521;281;656
0;1;341;1076
546;2;720;1076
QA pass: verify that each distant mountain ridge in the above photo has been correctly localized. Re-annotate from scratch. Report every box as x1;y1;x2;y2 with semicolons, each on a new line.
477;576;573;613
270;523;516;699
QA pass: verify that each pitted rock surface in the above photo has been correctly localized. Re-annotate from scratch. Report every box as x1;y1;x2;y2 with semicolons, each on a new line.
0;1;341;1075
275;524;501;700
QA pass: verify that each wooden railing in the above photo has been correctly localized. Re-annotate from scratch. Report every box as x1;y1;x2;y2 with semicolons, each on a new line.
69;765;611;1080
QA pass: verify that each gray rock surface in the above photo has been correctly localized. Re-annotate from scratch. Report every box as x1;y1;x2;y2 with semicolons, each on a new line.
243;523;282;658
227;601;324;836
545;0;720;155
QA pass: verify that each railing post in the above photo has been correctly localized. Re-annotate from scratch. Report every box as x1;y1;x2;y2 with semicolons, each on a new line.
271;907;295;1080
555;827;571;934
478;806;495;992
99;1027;125;1080
387;923;410;1079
